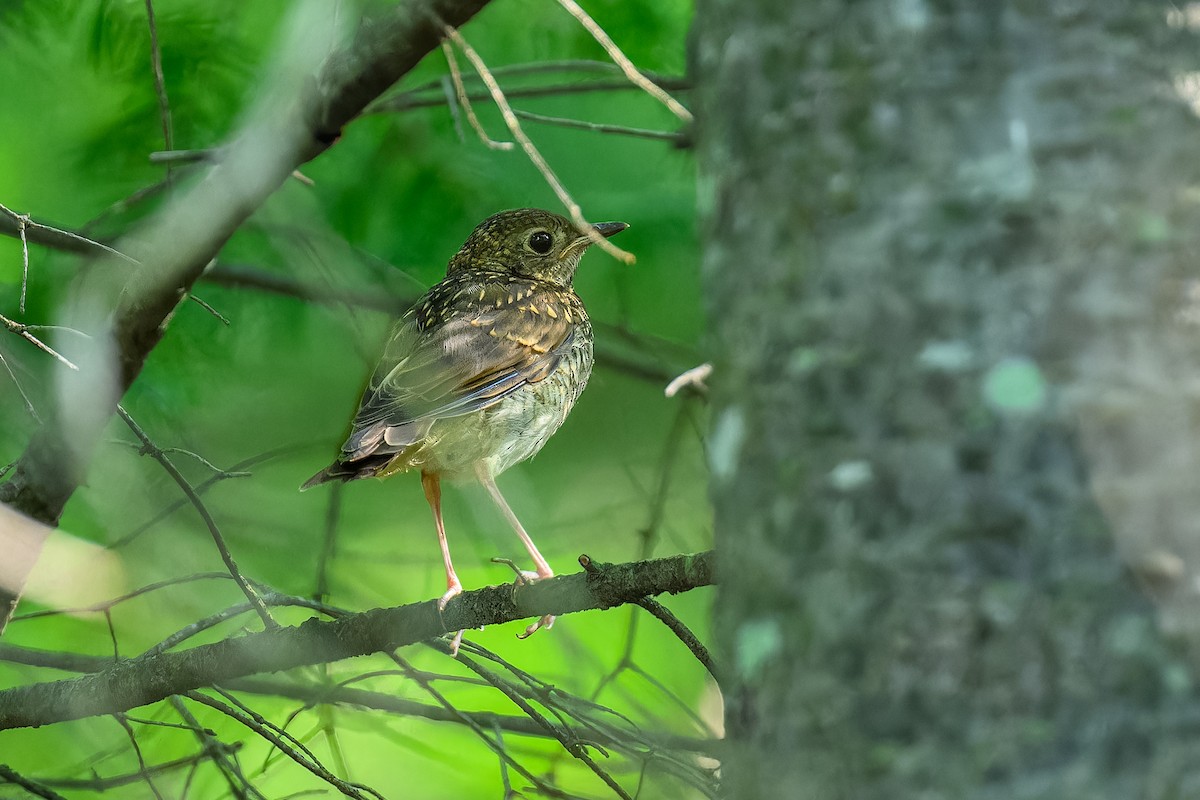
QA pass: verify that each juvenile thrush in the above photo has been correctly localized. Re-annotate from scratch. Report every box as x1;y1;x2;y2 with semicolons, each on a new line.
302;208;627;643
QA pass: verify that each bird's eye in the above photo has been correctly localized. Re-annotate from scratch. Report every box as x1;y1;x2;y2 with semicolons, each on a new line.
528;230;553;254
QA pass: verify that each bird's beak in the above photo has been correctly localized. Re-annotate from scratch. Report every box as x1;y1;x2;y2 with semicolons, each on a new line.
592;221;628;238
562;221;629;260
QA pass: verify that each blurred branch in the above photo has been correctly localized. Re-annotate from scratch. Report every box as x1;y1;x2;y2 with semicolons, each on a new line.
0;0;496;627
375;73;689;113
0;203;138;263
0;551;714;730
116;405;277;630
552;0;692;123
513;108;685;143
201;262;691;383
0;764;67;800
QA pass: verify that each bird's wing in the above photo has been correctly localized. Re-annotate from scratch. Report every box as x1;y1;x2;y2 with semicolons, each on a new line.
340;277;581;460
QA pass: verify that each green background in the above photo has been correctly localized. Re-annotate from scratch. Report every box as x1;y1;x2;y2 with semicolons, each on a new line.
0;1;713;797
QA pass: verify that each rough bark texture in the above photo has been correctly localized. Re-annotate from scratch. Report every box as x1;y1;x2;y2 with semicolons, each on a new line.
696;2;1200;798
0;551;713;730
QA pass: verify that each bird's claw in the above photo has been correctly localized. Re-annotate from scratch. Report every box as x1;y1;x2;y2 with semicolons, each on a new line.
437;582;466;656
517;614;555;639
437;581;463;612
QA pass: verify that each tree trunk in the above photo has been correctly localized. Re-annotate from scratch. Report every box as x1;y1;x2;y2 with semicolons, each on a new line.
696;3;1200;797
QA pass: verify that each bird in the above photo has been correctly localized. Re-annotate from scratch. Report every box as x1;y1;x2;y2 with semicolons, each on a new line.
302;208;627;649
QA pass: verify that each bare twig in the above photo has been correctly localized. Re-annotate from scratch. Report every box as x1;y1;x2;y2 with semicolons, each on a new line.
0;202;140;264
664;362;712;397
375;62;689;113
110;443;302;550
116;405;277;630
144;0;174;169
114;713;167;800
12;572;233;622
0;347;39;421
632;596;716;681
315;482;342;603
442;42;513;149
387;652;574;799
553;0;692;123
0;312;79;371
513;108;684;142
169;696;266;800
0;764;68;800
441;25;636;265
448;645;635;800
184;691;382;800
188;293;231;325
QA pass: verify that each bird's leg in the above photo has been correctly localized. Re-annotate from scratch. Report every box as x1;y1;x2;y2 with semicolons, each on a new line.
475;464;554;637
422;470;463;612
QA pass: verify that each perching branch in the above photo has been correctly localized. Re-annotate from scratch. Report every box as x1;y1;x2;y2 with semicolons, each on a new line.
0;551;713;731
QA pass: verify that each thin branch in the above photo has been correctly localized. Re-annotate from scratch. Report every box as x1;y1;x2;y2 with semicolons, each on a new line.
633;596;716;681
441;42;512;149
553;0;692;123
376;72;689;114
110;443;302;550
386;652;574;799
513;108;684;142
144;0;174;166
0;551;714;730
0;202;139;264
442;24;636;265
0;312;78;371
114;712;167;800
188;293;231;325
0;764;68;800
169;696;267;800
0;347;39;421
183;691;382;800
315;482;342;603
448;644;634;800
12;572;234;622
199;263;689;384
116;405;277;630
33;749;238;792
403;58;685;93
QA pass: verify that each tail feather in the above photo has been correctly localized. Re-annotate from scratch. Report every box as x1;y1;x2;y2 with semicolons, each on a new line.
299;453;399;491
299;465;341;492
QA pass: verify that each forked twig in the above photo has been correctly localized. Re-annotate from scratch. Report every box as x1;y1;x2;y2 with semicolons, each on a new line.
0;313;79;371
553;0;692;123
144;0;174;167
441;24;636;265
441;42;513;150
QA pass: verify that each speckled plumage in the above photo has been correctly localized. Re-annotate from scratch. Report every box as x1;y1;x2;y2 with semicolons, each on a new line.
302;208;626;647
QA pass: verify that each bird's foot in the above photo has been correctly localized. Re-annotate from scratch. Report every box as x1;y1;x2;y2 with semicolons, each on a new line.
517;614;555;639
446;628;465;657
437;580;465;656
437;580;463;611
491;558;555;638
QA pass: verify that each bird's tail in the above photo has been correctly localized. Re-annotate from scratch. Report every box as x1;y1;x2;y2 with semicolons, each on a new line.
299;465;343;491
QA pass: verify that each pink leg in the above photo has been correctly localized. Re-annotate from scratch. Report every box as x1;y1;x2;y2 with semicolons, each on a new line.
476;464;555;637
421;471;462;611
476;465;553;579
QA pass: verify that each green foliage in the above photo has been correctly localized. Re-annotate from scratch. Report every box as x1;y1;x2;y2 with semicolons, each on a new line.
0;1;711;797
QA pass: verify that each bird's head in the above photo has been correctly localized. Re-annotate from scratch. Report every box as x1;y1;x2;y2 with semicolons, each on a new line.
447;208;627;286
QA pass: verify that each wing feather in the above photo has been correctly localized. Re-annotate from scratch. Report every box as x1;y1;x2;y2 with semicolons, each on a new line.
337;276;580;461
